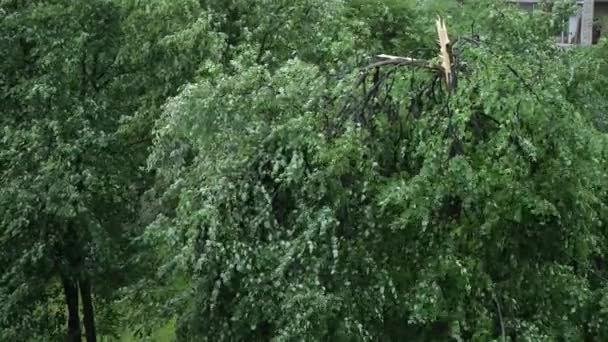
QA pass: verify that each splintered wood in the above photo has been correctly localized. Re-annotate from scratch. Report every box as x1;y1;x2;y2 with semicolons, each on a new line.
368;16;454;91
369;54;434;69
436;16;452;90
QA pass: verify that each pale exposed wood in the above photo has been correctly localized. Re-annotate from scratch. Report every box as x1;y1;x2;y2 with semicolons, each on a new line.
365;18;454;91
367;54;435;69
376;54;423;63
436;16;453;90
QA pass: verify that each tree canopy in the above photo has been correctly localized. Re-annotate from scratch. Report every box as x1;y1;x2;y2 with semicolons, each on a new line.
3;0;608;341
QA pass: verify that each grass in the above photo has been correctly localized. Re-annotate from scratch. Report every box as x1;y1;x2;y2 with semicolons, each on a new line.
99;318;176;341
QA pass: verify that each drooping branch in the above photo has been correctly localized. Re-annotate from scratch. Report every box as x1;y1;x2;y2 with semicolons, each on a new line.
329;17;462;139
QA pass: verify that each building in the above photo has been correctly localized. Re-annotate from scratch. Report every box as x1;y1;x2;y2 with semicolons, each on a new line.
513;0;608;45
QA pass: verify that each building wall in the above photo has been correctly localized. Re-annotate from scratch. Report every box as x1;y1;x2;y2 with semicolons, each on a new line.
512;1;608;15
512;1;608;43
517;3;534;10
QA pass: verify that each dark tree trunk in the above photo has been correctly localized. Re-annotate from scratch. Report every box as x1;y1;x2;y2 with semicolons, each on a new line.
62;277;81;342
79;277;97;342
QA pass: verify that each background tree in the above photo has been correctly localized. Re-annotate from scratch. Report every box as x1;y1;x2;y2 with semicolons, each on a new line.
1;0;218;339
1;1;130;339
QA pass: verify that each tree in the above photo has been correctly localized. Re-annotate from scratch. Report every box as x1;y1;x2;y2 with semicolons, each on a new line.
0;0;135;340
0;0;216;339
148;1;608;340
4;0;608;340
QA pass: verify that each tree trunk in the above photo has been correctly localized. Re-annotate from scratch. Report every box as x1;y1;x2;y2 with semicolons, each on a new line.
62;277;81;342
79;278;97;342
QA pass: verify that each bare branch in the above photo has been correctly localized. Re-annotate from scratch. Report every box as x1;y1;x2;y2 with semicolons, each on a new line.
363;54;439;71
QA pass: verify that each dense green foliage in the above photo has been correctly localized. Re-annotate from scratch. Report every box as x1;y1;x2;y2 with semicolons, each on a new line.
3;0;608;341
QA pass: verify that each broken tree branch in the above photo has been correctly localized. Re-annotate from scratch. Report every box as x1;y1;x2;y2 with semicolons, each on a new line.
436;16;454;91
360;16;455;92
